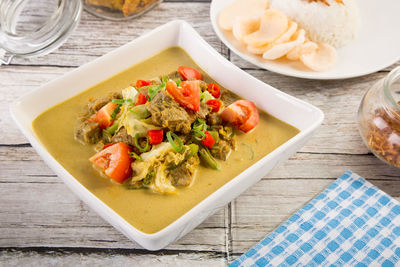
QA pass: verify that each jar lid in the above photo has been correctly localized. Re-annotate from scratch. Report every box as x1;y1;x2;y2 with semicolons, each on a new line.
0;0;82;65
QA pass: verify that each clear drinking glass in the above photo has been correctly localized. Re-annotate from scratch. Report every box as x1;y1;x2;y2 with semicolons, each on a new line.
0;0;82;64
84;0;163;21
358;66;400;168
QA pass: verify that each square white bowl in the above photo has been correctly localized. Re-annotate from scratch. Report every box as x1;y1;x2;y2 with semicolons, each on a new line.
10;20;324;251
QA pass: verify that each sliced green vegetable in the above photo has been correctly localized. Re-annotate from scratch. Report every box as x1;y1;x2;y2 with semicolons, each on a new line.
143;170;155;185
191;119;207;141
166;131;183;152
147;83;165;101
104;123;119;135
176;79;181;87
134;133;150;152
130;105;151;119
200;91;214;103
187;144;199;158
129;152;142;161
161;76;168;83
111;104;122;119
199;147;220;170
112;98;132;104
168;144;199;170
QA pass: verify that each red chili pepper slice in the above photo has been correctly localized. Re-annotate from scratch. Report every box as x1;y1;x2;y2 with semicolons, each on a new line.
136;93;148;105
207;83;221;98
136;80;152;88
206;99;221;112
148;129;164;145
201;131;215;148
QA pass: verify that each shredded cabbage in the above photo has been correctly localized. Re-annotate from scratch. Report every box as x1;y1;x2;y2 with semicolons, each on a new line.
122;86;138;100
130;142;199;194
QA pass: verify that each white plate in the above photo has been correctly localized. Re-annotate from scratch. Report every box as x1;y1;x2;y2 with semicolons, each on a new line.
10;20;323;250
210;0;400;80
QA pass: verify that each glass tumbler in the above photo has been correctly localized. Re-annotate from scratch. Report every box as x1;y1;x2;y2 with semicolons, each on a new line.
0;0;82;64
358;66;400;168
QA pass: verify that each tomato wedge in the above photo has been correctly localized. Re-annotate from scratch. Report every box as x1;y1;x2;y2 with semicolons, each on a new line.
221;100;259;133
207;83;221;98
166;80;200;111
206;99;221;112
136;80;152;88
201;131;215;148
178;66;203;81
89;142;133;183
148;129;163;145
94;102;118;129
136;93;148;105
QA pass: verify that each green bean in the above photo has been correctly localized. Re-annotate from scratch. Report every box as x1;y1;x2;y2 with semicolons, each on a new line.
187;144;199;158
104;123;119;135
199;148;220;170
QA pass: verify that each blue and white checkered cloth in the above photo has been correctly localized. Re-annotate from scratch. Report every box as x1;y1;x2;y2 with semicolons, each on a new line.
231;171;400;267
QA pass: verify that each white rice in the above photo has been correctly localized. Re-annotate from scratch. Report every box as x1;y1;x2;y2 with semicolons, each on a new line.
270;0;360;48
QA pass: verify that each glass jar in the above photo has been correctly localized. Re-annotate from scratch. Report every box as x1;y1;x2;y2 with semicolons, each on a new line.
84;0;162;21
358;66;400;168
0;0;82;65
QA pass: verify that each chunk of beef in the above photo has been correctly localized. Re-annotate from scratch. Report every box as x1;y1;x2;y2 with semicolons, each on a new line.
77;92;123;122
75;122;102;144
111;127;134;146
210;140;231;161
220;90;240;106
199;81;208;92
198;102;211;119
169;155;200;187
163;71;181;82
146;91;193;134
207;112;222;125
187;102;211;122
87;92;123;114
111;127;143;155
88;97;109;113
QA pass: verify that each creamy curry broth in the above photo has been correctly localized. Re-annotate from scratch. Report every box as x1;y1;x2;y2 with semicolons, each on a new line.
33;47;299;234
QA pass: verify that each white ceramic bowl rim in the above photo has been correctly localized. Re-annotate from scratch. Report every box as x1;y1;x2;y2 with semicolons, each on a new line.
10;20;324;250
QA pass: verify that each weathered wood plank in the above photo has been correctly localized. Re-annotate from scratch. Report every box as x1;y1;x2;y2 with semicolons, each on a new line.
229;178;400;260
8;2;223;68
0;171;227;251
0;249;226;267
0;144;398;250
1;147;399;184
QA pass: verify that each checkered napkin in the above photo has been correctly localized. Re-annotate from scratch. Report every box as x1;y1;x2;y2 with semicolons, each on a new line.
230;171;400;267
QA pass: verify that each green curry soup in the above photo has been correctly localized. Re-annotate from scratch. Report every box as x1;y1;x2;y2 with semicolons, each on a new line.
33;47;299;233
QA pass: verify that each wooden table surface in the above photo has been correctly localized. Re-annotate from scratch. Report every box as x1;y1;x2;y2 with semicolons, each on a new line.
1;1;400;266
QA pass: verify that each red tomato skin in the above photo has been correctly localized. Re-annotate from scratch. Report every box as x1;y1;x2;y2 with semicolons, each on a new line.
89;142;132;183
136;80;152;88
166;80;200;111
207;83;221;98
221;100;259;133
96;102;118;129
178;66;203;81
148;129;163;145
206;99;221;112
136;93;148;105
201;131;215;148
